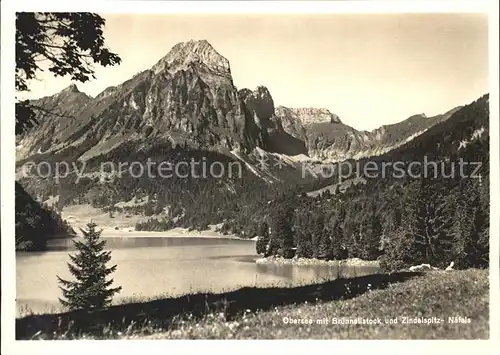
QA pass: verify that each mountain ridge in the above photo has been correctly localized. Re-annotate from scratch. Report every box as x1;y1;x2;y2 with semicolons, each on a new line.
14;37;489;250
16;39;470;169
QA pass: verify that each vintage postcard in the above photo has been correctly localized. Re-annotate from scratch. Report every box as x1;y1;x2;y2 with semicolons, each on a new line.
1;0;499;354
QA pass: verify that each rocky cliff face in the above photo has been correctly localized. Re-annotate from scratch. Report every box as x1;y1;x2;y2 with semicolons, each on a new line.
151;39;232;83
271;104;459;162
276;107;341;126
16;84;93;158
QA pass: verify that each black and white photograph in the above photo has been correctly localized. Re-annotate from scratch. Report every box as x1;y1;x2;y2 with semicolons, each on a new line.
1;0;499;351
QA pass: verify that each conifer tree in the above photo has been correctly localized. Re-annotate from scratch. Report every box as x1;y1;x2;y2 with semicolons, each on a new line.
270;200;295;258
315;213;332;260
381;179;455;269
412;179;454;267
452;179;489;268
360;212;383;260
296;230;314;258
267;231;281;257
256;221;270;255
379;183;425;270
383;205;402;235
345;221;362;258
294;211;313;258
329;218;346;259
57;222;122;311
379;226;415;271
384;179;452;267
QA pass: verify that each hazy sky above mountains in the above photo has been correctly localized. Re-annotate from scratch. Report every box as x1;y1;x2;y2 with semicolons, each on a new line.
24;13;488;131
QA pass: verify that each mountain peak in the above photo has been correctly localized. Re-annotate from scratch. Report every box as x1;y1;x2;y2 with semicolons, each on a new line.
151;39;231;77
276;106;342;125
60;84;80;94
406;113;428;121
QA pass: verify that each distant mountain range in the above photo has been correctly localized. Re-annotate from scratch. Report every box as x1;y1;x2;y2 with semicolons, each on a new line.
14;40;489;242
17;39;462;167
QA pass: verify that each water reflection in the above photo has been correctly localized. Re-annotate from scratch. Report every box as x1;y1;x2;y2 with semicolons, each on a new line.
255;262;378;282
16;237;379;315
44;236;250;251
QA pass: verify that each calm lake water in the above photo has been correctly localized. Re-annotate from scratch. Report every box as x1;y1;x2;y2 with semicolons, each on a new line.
16;236;379;316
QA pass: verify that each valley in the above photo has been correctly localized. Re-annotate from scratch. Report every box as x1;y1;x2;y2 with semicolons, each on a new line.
15;38;490;268
14;36;491;340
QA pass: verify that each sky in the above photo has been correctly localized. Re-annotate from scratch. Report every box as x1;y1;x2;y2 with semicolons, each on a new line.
22;13;489;131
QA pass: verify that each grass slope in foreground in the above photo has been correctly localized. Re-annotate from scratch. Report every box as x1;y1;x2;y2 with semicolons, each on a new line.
149;269;488;340
17;269;488;340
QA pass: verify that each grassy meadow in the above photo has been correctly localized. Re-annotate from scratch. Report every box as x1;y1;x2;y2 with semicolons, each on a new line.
16;269;488;340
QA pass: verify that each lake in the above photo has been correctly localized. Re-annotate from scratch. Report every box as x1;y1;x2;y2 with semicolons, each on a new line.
16;236;379;316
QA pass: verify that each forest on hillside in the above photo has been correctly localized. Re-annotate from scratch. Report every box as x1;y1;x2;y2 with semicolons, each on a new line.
256;173;489;271
15;182;75;251
16;95;490;271
134;95;490;270
254;95;490;270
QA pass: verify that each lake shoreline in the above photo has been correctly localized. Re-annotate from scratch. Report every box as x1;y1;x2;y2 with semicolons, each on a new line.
60;204;254;241
98;227;249;240
62;224;256;241
16;269;488;339
255;256;380;267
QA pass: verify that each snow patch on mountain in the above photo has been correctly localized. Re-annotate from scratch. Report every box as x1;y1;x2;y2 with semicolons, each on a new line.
458;126;486;150
129;95;139;110
472;127;485;140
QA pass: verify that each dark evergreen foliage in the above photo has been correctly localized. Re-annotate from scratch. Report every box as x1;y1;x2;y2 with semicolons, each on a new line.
451;179;489;268
57;222;122;311
15;182;74;251
269;197;295;259
256;222;270;255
